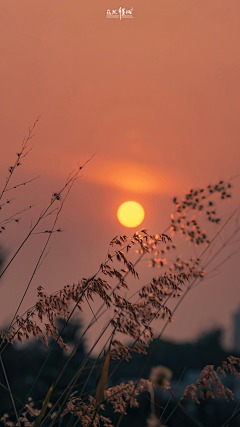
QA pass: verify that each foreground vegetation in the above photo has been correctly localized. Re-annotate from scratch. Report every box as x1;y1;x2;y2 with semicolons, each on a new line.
0;120;240;427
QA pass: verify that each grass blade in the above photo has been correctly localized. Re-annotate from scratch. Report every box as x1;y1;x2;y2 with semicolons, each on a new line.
168;389;205;427
34;383;54;427
95;348;110;408
220;407;240;427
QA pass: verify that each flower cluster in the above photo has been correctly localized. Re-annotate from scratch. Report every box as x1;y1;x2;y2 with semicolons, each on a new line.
62;396;113;427
104;379;151;413
1;231;174;349
0;161;236;427
1;397;42;427
60;381;151;427
171;180;232;245
182;355;240;403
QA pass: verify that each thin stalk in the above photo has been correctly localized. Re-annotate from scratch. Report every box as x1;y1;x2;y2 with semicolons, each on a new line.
159;366;187;424
9;181;75;329
115;206;240;427
0;355;20;426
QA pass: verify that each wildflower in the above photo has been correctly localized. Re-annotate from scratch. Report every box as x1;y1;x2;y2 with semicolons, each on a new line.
149;365;172;389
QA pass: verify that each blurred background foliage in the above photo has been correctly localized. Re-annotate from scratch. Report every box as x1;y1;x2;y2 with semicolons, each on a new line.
1;320;240;427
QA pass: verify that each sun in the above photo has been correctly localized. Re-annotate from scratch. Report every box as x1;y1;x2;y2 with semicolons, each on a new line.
117;201;145;228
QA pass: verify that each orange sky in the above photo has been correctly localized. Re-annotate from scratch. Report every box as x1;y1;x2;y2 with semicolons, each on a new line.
0;0;240;353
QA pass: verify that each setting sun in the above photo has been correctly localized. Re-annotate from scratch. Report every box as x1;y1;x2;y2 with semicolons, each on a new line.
117;201;145;228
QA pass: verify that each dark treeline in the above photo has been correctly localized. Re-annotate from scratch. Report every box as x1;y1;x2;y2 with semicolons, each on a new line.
1;320;240;427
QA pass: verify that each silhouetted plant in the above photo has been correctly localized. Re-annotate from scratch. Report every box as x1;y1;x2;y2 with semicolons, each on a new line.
0;121;240;427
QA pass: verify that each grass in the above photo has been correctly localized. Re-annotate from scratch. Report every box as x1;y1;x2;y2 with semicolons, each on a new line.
0;120;240;427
